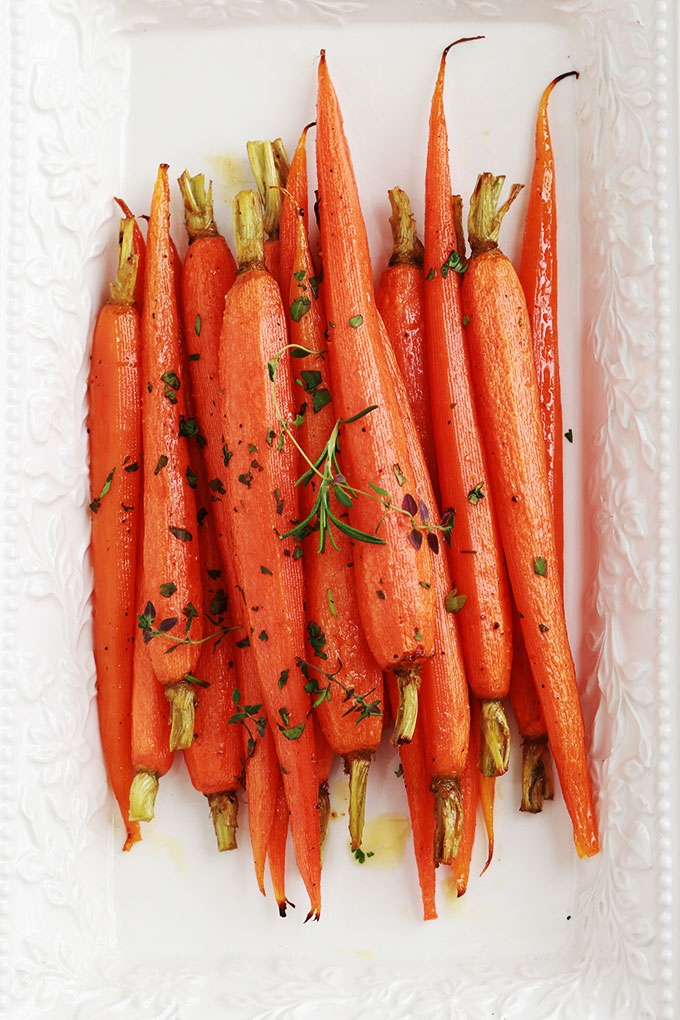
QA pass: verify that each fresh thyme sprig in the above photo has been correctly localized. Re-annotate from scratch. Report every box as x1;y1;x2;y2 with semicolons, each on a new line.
268;345;456;554
296;656;383;724
136;599;240;654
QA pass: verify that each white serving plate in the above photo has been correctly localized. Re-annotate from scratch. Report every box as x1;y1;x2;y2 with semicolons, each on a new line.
2;0;678;1017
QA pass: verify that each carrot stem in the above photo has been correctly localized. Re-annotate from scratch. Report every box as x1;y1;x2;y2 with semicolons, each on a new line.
129;770;161;823
478;698;511;777
520;736;555;813
347;752;372;851
208;791;239;851
431;775;463;865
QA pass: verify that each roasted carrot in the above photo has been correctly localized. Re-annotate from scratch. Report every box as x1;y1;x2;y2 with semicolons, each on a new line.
462;172;599;859
268;773;294;917
451;693;480;896
510;73;577;811
278;124;315;302
129;623;175;821
376;187;439;496
315;50;435;742
88;217;143;851
137;164;205;751
387;673;437;921
423;41;513;777
218;189;321;920
377;184;470;862
278;167;383;851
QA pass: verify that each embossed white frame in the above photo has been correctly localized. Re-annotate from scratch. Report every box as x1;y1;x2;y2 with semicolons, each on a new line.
2;0;678;1017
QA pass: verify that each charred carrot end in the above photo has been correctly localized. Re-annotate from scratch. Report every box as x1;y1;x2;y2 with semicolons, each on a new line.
431;776;464;865
392;666;422;745
208;790;239;851
346;751;373;851
478;698;511;777
129;770;161;823
165;680;197;752
520;736;555;813
177;170;220;240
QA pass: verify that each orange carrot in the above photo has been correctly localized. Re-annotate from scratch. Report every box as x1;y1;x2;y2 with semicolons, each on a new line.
137;164;204;751
451;694;480;896
239;670;280;899
510;72;577;811
315;50;435;742
88;217;143;851
268;774;294;917
462;172;599;859
377;184;470;862
278;124;315;301
387;674;437;921
218;189;321;920
279;160;383;851
423;42;513;777
376;187;439;496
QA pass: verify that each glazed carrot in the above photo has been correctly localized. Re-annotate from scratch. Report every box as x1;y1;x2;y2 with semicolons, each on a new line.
462;172;599;859
278;124;314;302
510;73;577;811
423;41;513;777
479;774;495;875
376;187;439;496
218;189;321;920
377;185;470;862
238;671;280;899
313;716;335;846
88;217;143;851
137;164;204;750
247;138;289;287
387;674;437;921
315;50;435;742
129;624;175;821
451;694;480;897
114;198;146;305
279;174;383;851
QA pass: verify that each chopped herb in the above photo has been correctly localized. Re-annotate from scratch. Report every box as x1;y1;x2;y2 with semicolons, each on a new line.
376;590;385;600
309;275;319;298
258;630;269;642
161;370;180;390
290;296;311;322
425;268;436;280
349;314;363;328
419;581;431;589
179;417;206;447
124;461;139;473
326;588;338;618
159;582;177;598
238;471;253;488
393;464;406;486
353;848;374;863
445;589;467;614
185;466;198;488
260;565;273;575
154;455;168;475
209;589;227;616
565;428;574;443
441;250;468;277
414;628;423;642
468;483;485;505
222;443;233;467
279;721;305;741
197;506;208;526
194;315;201;336
534;556;548;576
293;269;306;283
89;467;115;513
462;315;470;326
307;621;328;660
188;353;200;362
169;525;192;541
209;477;226;494
273;489;284;515
312;388;331;413
394;763;404;778
266;428;277;446
278;669;289;689
235;636;251;648
207;569;222;580
292;545;304;560
539;623;549;633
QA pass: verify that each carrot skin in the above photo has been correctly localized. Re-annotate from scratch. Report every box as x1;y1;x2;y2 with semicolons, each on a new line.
139;165;204;691
268;774;294;916
88;240;143;851
452;693;481;896
315;51;435;685
423;46;513;720
463;196;598;858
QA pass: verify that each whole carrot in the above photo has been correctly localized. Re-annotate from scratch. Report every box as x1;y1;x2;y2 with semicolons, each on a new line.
138;164;204;750
375;187;439;496
462;172;599;859
315;50;435;742
88;217;143;851
510;72;577;811
423;41;513;777
279;170;383;851
218;189;321;920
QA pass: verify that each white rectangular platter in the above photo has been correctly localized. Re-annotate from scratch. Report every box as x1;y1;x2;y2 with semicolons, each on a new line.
1;0;678;1017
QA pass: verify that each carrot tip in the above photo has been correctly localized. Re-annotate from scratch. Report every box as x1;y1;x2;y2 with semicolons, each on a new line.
277;898;296;918
122;824;143;852
304;907;321;923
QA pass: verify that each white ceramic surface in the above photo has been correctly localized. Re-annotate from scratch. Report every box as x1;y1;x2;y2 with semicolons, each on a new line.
1;1;678;1017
